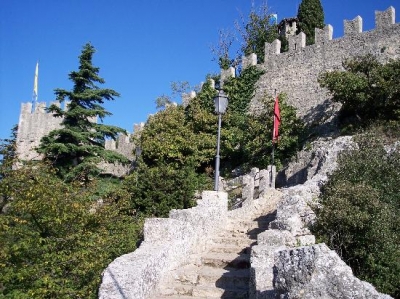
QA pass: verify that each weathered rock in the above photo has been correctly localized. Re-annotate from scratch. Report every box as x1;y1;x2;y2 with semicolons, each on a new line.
274;244;393;299
277;136;355;188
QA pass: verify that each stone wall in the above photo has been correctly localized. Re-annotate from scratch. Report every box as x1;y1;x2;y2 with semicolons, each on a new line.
98;191;228;299
274;244;393;299
16;102;63;161
249;136;393;298
15;101;138;176
251;7;399;124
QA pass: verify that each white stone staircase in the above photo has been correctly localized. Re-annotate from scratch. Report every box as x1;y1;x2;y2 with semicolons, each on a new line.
149;196;279;299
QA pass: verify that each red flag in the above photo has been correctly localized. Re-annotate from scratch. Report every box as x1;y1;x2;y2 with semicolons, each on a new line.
272;96;280;143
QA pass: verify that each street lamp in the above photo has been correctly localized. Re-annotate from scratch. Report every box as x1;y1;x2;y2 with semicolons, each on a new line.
213;89;228;191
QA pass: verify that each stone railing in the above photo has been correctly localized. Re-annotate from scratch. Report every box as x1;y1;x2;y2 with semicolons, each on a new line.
249;136;393;299
223;166;276;209
98;191;228;299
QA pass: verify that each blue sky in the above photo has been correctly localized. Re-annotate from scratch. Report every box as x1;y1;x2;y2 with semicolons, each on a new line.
0;0;398;142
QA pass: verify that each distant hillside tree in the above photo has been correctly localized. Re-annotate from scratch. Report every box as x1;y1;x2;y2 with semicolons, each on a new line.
38;43;129;182
297;0;324;45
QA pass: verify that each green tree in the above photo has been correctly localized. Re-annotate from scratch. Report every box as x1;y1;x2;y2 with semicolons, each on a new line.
211;1;279;68
38;43;129;182
236;2;279;63
0;125;18;213
297;0;324;45
312;125;400;297
0;162;142;298
210;28;236;70
222;66;304;172
139;105;214;169
129;91;215;217
319;55;400;131
124;160;210;217
0;125;18;180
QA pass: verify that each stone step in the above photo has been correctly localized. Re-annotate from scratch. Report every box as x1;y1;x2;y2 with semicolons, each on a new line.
192;285;248;299
155;296;209;299
226;219;271;231
209;244;251;254
197;267;250;289
159;265;250;288
201;252;250;269
210;236;256;248
158;282;249;299
217;227;268;239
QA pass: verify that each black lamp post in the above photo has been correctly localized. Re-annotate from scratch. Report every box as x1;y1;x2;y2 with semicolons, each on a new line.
213;89;228;191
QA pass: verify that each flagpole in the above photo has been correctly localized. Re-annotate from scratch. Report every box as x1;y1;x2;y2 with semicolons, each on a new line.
272;89;277;166
32;61;39;110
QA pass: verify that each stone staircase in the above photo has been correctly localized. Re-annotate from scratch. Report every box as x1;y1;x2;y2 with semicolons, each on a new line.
149;209;277;299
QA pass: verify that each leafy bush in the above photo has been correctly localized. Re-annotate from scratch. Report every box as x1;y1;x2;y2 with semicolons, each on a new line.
312;123;400;298
319;55;400;132
0;163;142;298
124;161;211;217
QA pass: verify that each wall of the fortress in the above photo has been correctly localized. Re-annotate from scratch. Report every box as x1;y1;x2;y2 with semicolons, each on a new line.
16;102;63;161
249;7;399;124
16;101;138;176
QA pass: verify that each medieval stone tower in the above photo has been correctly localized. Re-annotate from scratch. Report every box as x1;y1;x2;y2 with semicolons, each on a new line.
16;101;139;176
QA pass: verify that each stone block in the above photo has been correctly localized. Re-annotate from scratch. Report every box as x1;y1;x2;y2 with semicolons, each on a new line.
288;32;306;52
274;244;393;298
242;53;257;69
257;229;295;247
315;24;333;45
376;6;395;30
220;67;235;84
344;16;362;35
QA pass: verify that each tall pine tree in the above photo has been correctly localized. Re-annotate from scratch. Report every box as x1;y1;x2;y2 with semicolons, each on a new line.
38;43;129;182
297;0;324;45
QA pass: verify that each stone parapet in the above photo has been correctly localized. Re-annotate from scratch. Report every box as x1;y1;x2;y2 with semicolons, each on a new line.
98;191;228;299
274;244;393;299
344;16;362;36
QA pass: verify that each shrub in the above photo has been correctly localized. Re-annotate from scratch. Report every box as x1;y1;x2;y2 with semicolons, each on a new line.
312;123;400;297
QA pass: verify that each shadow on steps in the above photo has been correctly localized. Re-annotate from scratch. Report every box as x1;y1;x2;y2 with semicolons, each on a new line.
214;210;277;299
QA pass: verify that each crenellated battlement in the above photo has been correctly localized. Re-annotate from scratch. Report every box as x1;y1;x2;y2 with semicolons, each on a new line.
16;6;400;171
264;6;395;57
251;6;399;125
16;102;64;161
182;7;398;119
376;6;395;30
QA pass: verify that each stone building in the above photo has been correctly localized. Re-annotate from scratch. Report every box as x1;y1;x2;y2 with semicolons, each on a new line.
278;17;298;38
15;101;138;176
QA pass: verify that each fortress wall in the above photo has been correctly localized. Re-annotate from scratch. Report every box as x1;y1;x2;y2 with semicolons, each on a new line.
104;134;135;160
250;7;400;123
16;101;137;176
16;102;63;160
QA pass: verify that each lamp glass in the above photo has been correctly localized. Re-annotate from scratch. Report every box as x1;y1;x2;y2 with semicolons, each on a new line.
214;91;228;114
